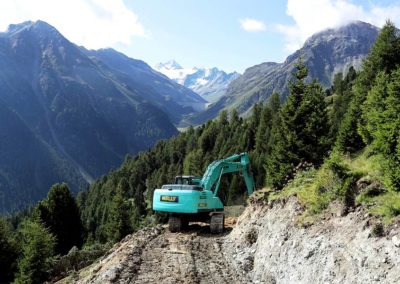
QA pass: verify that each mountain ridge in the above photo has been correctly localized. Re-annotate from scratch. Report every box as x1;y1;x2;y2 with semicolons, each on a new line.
186;21;379;125
0;20;204;212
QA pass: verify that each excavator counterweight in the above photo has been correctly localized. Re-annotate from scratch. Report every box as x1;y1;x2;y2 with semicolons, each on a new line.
152;152;255;233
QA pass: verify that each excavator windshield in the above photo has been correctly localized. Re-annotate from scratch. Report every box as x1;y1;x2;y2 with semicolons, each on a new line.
174;176;201;185
161;184;203;191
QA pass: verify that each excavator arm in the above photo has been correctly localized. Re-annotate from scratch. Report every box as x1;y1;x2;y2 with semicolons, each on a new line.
200;152;255;197
153;152;256;233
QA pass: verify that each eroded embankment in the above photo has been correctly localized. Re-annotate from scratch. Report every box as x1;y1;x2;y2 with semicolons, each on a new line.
224;197;400;283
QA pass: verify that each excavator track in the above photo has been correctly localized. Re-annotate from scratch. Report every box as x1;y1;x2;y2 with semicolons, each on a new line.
210;213;225;234
168;216;189;232
168;216;182;232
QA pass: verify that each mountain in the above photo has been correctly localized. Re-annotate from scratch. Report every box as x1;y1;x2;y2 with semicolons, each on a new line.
187;21;379;125
155;60;240;103
84;52;207;119
0;20;204;212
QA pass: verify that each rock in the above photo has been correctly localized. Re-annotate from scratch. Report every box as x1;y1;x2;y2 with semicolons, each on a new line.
304;249;314;259
243;256;254;272
381;257;389;264
392;235;400;247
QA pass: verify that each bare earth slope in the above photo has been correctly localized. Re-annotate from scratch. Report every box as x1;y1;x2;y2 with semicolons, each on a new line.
73;225;248;283
225;197;400;283
65;197;399;283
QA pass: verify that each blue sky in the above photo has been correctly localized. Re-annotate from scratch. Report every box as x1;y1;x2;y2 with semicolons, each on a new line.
121;0;291;72
1;0;400;72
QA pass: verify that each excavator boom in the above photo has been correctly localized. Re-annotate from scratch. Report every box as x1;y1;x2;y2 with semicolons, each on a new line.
200;153;255;197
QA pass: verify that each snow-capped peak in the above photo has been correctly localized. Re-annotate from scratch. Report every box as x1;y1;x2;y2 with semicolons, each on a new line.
154;61;240;103
155;60;197;85
155;60;182;70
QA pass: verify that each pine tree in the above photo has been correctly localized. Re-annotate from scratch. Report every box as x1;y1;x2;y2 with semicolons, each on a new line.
37;183;83;255
363;69;400;190
252;92;282;186
108;185;131;242
229;109;240;127
134;182;146;217
0;218;18;283
14;220;55;284
183;149;203;176
330;67;357;136
265;61;330;188
268;92;281;113
265;115;294;188
336;21;400;152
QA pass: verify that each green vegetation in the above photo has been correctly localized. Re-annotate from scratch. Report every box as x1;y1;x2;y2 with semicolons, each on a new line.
0;185;104;283
36;183;84;255
1;20;400;283
78;98;281;243
0;217;18;283
14;220;55;284
266;22;400;224
265;60;330;188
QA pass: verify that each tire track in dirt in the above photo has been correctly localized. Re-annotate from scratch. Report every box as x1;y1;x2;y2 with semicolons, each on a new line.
74;224;248;283
133;225;247;284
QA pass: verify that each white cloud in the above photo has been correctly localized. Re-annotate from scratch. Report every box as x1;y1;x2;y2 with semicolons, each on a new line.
278;0;400;52
240;18;267;32
0;0;147;49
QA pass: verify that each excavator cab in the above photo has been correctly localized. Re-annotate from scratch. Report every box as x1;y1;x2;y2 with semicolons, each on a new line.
174;176;201;186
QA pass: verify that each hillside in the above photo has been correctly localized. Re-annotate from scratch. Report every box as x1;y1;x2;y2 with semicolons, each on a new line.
0;20;205;212
187;21;379;125
61;139;400;283
85;52;208;120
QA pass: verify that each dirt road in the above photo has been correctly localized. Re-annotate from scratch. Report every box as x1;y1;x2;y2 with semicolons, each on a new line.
74;224;248;284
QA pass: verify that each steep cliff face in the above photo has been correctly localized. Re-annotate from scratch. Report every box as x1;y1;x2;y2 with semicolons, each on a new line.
61;197;400;283
224;197;400;283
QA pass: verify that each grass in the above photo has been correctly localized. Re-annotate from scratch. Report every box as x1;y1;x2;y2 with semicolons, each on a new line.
265;147;400;224
341;147;384;181
268;169;317;202
358;191;400;224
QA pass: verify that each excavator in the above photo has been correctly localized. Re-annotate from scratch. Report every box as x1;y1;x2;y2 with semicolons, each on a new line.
152;153;255;233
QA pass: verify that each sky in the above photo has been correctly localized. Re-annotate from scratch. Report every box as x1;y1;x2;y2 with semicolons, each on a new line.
0;0;400;72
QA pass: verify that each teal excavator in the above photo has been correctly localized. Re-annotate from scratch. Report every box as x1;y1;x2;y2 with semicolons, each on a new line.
152;153;255;233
